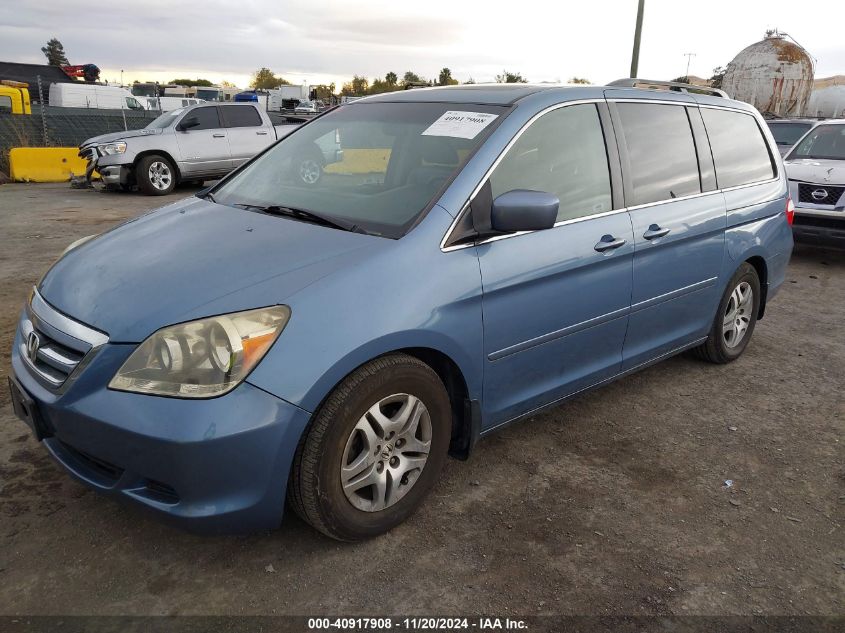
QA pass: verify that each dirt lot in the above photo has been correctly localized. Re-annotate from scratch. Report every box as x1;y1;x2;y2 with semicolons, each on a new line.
0;183;842;617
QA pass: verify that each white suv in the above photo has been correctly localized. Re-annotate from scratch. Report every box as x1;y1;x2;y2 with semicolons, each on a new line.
785;120;845;248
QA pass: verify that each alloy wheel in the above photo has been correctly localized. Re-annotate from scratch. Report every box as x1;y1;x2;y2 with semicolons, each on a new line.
722;281;753;348
340;393;432;512
148;161;172;191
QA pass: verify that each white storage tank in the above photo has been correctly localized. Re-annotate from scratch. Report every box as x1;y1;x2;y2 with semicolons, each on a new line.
722;31;814;117
808;78;845;118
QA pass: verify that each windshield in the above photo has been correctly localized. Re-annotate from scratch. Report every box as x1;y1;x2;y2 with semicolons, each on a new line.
767;122;813;146
196;89;219;101
297;101;313;108
789;124;845;161
145;108;185;129
212;102;508;238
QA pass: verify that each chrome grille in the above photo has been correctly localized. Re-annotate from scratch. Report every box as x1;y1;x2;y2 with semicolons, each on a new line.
797;183;845;206
19;288;109;390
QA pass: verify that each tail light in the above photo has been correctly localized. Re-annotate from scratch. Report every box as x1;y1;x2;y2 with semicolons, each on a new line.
785;196;795;226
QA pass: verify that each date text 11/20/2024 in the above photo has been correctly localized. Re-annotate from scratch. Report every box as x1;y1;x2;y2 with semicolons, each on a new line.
307;617;528;630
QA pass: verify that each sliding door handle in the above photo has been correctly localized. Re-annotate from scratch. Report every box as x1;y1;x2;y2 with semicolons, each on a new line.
212;133;226;138
643;224;671;240
594;235;627;252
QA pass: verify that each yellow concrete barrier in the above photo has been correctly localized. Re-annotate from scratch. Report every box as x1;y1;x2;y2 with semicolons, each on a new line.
9;147;89;183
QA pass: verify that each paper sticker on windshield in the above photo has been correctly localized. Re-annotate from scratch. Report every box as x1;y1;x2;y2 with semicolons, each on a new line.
422;111;498;139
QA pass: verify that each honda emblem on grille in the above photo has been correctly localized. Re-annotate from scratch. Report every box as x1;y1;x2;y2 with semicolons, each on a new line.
811;188;828;201
26;331;40;363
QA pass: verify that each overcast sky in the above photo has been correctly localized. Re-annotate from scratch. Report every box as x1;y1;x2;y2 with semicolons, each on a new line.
1;0;842;89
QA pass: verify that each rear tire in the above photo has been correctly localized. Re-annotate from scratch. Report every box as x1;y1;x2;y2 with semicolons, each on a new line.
693;263;761;364
136;154;176;195
288;354;452;541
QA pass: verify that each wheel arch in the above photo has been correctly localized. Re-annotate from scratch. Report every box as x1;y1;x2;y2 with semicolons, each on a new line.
295;338;481;462
744;255;768;319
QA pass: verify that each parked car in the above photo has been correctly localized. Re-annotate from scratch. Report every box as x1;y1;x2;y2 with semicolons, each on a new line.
784;120;845;247
10;81;793;540
48;83;145;110
766;118;819;156
294;100;318;114
77;103;320;195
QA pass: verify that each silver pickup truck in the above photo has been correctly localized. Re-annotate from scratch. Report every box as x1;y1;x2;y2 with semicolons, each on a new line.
79;102;339;195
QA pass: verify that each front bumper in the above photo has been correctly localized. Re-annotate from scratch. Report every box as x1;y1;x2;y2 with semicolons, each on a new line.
79;147;131;185
793;211;845;249
10;313;311;534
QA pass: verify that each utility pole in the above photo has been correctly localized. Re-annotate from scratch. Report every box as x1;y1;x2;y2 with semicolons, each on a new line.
630;0;645;78
683;53;696;80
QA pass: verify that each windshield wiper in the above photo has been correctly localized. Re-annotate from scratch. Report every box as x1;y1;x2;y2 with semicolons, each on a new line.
232;203;365;233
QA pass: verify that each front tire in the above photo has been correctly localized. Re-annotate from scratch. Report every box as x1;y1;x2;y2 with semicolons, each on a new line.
693;263;761;363
136;155;176;195
289;354;452;541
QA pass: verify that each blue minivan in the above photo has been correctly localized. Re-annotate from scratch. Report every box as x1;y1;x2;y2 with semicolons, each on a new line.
9;80;793;540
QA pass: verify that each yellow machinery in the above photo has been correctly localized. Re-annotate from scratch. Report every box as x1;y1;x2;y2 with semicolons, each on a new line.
0;80;32;115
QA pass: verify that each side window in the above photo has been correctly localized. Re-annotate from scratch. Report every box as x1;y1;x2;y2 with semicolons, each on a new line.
489;104;612;222
617;103;701;205
221;105;262;128
702;108;775;188
0;95;12;113
185;106;221;130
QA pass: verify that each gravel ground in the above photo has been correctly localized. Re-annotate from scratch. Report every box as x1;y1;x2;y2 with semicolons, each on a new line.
0;183;842;617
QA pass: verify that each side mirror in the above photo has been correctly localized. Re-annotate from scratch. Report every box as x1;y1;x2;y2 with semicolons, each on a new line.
177;116;200;131
490;190;559;233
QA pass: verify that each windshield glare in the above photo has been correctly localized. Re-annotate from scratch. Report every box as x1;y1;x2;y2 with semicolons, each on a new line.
768;122;813;146
789;124;845;160
212;102;508;238
146;108;185;129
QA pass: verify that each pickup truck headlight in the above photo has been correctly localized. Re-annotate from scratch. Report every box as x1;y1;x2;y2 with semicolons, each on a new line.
109;306;290;398
99;142;127;155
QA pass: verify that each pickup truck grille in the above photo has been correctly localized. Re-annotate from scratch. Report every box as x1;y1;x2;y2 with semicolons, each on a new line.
19;289;109;391
797;183;845;206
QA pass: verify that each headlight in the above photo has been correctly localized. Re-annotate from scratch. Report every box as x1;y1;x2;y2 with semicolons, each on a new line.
109;306;291;398
99;142;127;155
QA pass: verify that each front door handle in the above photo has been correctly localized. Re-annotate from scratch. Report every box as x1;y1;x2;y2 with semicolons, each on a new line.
643;224;671;240
212;133;226;138
594;235;627;252
256;130;269;135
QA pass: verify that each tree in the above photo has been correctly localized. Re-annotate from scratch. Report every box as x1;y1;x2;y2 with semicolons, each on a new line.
671;75;689;83
220;80;237;88
41;38;69;66
385;72;398;87
171;78;214;87
709;66;727;89
312;83;336;101
340;75;369;96
438;68;458;86
568;77;591;84
495;70;528;83
402;71;423;85
250;67;291;90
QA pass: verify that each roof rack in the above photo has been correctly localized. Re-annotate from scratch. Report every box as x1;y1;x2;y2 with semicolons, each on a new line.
608;78;728;98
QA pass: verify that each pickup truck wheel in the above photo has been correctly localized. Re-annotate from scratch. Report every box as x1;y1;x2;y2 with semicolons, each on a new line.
296;148;323;186
693;263;760;364
136;155;176;195
288;354;452;541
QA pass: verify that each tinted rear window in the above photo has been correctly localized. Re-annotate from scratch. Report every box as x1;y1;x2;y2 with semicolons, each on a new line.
767;121;812;146
703;109;775;189
617;103;701;206
221;105;262;128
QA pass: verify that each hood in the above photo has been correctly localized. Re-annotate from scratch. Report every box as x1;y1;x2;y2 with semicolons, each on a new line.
38;198;380;342
784;158;845;185
80;128;162;148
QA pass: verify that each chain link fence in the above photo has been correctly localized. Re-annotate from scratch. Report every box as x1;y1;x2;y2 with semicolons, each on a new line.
0;106;159;175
